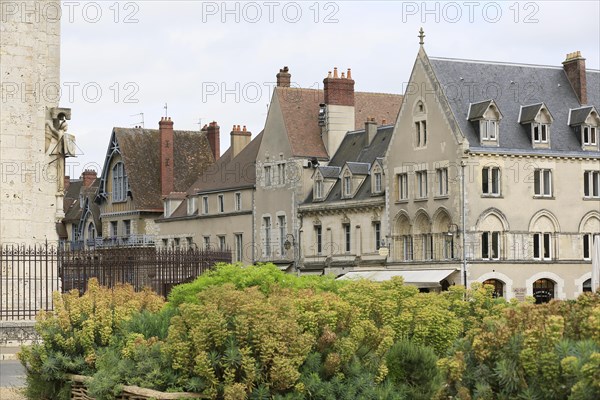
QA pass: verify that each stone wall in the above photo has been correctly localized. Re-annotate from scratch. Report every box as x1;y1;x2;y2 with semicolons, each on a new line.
0;0;62;245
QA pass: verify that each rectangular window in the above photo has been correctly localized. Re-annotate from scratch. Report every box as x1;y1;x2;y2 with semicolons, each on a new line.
482;167;501;195
315;180;323;199
218;194;224;213
436;168;448;196
264;217;271;257
533;233;552;260
278;216;286;257
584;171;600;198
481;231;500;260
173;237;180;249
186;237;193;248
162;238;168;248
534;169;552;197
415;122;421;147
264;166;271;186
591;127;597;145
416;170;428;198
123;220;131;237
202;196;209;214
110;221;118;237
344;176;352;196
164;201;171;218
444;236;454;260
533;123;549;143
583;233;591;260
481;120;498;140
415;121;427;147
203;236;210;250
187;197;197;215
422;234;433;260
398;173;408;200
234;192;242;211
584;126;590;144
344;224;351;253
315;226;322;254
374;222;381;250
402;236;413;261
235;234;243;262
218;235;226;251
374;172;382;193
277;163;286;185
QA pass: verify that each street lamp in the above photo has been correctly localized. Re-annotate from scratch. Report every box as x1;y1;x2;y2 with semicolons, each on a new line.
283;233;299;274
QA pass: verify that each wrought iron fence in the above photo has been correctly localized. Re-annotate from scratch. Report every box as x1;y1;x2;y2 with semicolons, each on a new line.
1;244;59;320
59;247;231;297
1;244;231;320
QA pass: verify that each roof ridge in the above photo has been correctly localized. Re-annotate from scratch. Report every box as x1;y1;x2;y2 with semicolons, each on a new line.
430;56;600;72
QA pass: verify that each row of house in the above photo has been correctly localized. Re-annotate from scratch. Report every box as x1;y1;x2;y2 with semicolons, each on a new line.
60;40;600;303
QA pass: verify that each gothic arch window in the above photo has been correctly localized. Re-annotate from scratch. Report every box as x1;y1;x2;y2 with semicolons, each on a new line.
533;278;555;304
582;278;592;293
112;162;128;202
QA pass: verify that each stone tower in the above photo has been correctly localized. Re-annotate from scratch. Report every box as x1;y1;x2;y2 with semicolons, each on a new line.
0;0;69;245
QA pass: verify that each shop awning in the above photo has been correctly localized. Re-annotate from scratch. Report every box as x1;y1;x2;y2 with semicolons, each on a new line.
336;269;458;288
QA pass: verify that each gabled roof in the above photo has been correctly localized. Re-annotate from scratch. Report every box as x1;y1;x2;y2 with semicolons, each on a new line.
97;127;214;211
428;56;600;154
275;87;402;158
317;166;341;179
468;100;494;120
518;103;553;124
63;179;100;223
304;125;394;204
569;106;597;126
162;131;264;220
345;162;371;175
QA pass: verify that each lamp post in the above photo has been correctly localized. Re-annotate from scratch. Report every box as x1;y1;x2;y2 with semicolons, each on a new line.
283;233;298;273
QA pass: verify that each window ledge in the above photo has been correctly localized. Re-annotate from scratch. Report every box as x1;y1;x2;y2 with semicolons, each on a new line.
434;195;449;200
533;196;555;200
414;197;428;202
481;194;503;199
395;199;409;204
583;196;600;201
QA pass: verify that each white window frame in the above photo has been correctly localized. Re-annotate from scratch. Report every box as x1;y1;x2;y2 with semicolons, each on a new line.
398;173;408;200
583;170;600;198
264;216;271;257
217;194;224;213
373;171;382;193
532;123;549;143
481;119;498;141
583;125;598;145
533;232;552;260
343;174;352;197
481;231;500;260
202;196;209;214
234;192;242;211
534;169;553;197
315;179;324;200
187;197;197;215
235;234;243;262
112;162;128;202
482;166;501;196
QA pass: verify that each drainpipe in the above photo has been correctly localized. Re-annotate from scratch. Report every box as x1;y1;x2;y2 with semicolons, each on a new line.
251;187;255;263
461;160;467;287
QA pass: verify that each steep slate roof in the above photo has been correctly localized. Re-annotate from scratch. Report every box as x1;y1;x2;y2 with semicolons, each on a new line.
519;103;545;124
428;56;600;156
304;125;394;203
276;87;402;159
346;162;371;175
63;179;100;224
569;106;596;126
164;131;264;219
109;127;214;211
468;100;493;120
318;166;341;179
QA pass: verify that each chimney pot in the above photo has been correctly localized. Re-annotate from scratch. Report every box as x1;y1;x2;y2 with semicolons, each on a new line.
341;72;346;79
333;67;339;78
276;65;291;87
81;169;97;187
243;125;247;132
327;71;332;78
347;68;352;80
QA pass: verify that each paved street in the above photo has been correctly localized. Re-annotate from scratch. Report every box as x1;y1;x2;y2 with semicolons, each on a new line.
0;360;25;387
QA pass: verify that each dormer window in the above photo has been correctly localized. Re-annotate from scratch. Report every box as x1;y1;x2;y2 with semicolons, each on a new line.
570;106;600;150
519;103;553;149
343;173;352;197
374;172;382;193
315;178;324;200
371;161;384;195
468;100;502;146
583;126;597;145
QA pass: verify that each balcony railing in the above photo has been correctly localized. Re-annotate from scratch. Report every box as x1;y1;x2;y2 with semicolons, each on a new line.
62;235;156;250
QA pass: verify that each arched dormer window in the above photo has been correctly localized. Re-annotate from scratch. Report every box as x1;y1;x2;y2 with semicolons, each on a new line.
468;100;502;146
112;162;128;202
371;162;383;194
413;100;427;148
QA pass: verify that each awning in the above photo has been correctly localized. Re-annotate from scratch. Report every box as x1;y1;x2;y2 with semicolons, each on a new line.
336;269;458;288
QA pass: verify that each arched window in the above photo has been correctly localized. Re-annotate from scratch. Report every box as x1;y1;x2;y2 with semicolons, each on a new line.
112;162;128;202
87;222;95;241
533;278;555;304
483;279;504;298
582;278;592;293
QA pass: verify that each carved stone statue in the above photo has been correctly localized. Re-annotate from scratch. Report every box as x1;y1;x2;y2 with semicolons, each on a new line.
46;107;75;193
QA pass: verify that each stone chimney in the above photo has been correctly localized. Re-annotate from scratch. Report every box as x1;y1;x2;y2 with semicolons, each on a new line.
324;67;355;106
563;51;587;105
365;118;377;147
276;66;291;87
81;169;97;187
322;68;356;156
159;117;174;197
206;121;220;161
231;124;252;159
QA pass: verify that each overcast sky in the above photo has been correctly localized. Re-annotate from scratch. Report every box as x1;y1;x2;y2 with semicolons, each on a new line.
61;1;600;177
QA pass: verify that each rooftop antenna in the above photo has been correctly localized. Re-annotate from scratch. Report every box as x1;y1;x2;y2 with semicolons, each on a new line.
164;103;168;118
196;117;206;131
130;112;144;128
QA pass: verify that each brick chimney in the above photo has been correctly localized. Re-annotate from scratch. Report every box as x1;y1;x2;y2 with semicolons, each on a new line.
159;117;174;197
81;169;97;187
365;117;377;147
231;125;252;159
276;66;291;87
322;68;356;156
323;67;355;106
563;51;587;105
206;121;220;161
